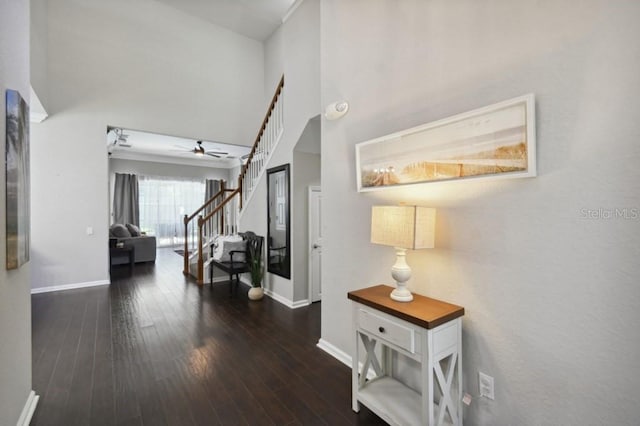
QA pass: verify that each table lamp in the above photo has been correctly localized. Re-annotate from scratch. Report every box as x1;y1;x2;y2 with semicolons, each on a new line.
371;206;436;302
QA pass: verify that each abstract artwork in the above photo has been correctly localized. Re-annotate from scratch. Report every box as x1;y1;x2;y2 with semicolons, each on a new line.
356;94;536;191
6;89;30;269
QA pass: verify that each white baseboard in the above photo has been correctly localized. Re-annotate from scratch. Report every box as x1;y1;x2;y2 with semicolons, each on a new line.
31;279;110;294
317;338;353;368
263;288;291;307
317;338;375;380
233;277;308;309
291;299;311;309
17;390;39;426
261;286;309;309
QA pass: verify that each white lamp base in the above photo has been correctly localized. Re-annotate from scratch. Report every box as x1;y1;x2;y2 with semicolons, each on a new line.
390;286;413;302
390;247;413;302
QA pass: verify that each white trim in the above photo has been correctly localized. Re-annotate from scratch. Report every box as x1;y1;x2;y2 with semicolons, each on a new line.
16;390;39;426
308;186;321;303
262;287;290;307
31;279;110;294
317;338;352;368
237;277;309;309
282;0;304;23
261;287;308;309
317;338;376;381
292;299;311;309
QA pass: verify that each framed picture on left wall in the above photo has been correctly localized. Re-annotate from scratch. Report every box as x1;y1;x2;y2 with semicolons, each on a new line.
5;89;30;269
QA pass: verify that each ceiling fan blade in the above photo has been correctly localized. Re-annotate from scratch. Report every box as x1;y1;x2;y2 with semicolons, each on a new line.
205;152;222;158
206;151;228;155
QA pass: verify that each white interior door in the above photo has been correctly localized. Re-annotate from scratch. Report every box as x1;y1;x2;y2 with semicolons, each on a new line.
308;186;322;302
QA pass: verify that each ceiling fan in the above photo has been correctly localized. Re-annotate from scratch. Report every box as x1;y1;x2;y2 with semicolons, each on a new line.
172;140;229;158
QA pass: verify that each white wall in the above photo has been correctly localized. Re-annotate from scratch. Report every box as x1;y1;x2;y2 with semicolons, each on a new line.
240;0;320;303
0;1;34;424
320;1;640;425
30;0;264;290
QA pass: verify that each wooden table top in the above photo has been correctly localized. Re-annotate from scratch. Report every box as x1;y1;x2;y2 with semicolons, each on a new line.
347;284;464;329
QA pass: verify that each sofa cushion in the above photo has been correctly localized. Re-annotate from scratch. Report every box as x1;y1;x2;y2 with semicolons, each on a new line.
126;223;141;237
219;240;246;262
110;223;131;238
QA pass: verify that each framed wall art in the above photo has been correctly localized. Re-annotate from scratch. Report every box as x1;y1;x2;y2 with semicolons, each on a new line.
356;94;536;192
6;89;30;269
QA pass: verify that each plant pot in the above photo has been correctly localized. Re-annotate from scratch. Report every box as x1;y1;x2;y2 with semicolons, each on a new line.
248;286;264;301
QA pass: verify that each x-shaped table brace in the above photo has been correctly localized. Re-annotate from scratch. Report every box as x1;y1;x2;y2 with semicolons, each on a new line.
433;351;459;426
358;333;384;387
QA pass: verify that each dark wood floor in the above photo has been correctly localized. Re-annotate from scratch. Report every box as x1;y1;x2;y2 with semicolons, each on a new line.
31;248;385;425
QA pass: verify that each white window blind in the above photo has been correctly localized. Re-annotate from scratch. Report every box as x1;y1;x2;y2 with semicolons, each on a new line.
138;176;205;247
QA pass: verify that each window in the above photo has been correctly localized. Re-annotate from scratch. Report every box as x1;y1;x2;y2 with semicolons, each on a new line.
138;176;204;247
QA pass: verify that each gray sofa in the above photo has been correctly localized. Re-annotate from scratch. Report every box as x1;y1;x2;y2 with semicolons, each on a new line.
109;224;157;263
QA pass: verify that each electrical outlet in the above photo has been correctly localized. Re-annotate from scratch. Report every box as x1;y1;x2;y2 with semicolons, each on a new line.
479;372;495;400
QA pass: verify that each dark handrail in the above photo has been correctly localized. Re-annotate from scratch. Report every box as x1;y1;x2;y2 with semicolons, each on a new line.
195;188;241;284
239;75;284;184
185;188;225;223
183;187;226;275
201;188;240;224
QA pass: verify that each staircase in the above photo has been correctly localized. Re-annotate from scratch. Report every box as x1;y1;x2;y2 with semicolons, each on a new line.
182;75;285;285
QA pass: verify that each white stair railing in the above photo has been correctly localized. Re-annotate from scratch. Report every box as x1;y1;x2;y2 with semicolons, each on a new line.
239;75;284;209
182;76;285;285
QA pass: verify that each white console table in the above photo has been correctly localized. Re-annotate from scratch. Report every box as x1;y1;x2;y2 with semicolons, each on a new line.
348;285;465;426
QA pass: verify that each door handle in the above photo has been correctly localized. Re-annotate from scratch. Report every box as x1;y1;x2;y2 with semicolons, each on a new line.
313;244;321;249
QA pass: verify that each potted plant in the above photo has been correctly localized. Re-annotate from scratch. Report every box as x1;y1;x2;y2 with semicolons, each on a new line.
247;242;264;301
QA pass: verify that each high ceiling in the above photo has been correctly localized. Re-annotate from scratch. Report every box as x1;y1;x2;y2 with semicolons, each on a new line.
107;1;298;167
155;0;298;41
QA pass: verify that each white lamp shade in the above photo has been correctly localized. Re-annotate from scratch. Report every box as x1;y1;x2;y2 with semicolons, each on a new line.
371;206;436;249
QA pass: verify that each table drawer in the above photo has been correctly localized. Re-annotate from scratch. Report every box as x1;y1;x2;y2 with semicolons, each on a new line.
357;308;415;353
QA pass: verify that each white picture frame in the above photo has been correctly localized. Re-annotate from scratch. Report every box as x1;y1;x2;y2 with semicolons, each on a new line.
355;94;536;192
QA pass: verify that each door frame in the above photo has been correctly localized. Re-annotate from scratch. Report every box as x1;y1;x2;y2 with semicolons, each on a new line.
308;185;321;302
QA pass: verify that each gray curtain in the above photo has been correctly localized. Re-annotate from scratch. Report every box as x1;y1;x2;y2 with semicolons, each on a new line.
113;173;139;225
204;179;221;235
